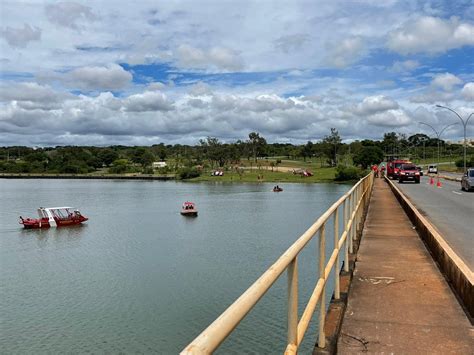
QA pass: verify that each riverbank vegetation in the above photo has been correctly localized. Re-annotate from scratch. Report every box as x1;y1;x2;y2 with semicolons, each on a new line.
1;130;472;182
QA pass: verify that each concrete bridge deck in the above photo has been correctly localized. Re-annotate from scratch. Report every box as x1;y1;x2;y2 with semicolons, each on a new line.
337;178;473;354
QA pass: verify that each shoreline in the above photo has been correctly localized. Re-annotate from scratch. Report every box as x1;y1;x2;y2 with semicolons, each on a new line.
0;172;344;183
0;173;175;181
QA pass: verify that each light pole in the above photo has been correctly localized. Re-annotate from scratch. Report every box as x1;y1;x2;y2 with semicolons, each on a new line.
436;105;473;173
419;122;458;171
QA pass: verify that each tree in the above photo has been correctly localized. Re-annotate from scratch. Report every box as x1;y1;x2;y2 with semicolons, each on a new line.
322;128;342;166
301;141;314;162
353;146;384;169
247;132;267;162
381;132;399;154
98;149;119;167
130;148;155;167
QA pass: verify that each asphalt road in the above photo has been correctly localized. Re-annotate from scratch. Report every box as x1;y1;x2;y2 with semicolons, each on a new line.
393;175;474;269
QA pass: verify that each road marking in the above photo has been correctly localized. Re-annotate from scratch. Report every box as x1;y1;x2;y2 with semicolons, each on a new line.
452;191;462;195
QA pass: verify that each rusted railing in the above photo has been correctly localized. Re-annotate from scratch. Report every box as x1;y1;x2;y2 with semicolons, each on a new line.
181;173;374;354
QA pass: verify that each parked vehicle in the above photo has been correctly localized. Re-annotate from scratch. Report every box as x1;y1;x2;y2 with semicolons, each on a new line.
461;169;474;191
427;165;438;174
398;164;421;184
416;166;424;176
387;159;411;179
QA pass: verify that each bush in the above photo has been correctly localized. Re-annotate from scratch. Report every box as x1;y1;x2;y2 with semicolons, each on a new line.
335;165;364;181
142;167;154;174
178;167;201;180
456;157;474;168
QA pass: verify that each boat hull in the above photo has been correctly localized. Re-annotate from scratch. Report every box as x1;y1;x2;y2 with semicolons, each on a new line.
20;217;88;229
180;211;198;217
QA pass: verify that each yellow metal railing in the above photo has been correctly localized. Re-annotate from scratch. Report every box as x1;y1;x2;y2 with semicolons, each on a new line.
181;173;374;354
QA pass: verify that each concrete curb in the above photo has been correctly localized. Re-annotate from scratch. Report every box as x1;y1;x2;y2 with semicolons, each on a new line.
385;176;473;321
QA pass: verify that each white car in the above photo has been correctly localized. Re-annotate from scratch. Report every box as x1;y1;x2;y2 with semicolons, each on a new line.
427;165;438;174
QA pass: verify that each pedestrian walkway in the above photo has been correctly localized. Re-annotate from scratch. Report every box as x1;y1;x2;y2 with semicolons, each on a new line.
337;178;473;354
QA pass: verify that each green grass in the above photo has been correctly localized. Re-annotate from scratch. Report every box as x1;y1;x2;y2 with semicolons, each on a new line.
188;167;337;183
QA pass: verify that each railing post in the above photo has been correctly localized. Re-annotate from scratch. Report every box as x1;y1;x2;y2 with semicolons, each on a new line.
344;199;349;272
349;193;354;254
318;223;326;348
287;258;298;349
333;208;340;300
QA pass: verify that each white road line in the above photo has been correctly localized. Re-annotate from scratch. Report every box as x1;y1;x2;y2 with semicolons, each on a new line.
452;191;462;195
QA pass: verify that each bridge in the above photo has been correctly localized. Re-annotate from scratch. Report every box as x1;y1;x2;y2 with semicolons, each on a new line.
181;174;473;354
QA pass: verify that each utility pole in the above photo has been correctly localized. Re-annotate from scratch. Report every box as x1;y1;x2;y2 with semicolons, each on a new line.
436;105;473;173
419;122;458;180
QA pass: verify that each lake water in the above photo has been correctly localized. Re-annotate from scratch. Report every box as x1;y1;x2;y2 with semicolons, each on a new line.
0;179;351;354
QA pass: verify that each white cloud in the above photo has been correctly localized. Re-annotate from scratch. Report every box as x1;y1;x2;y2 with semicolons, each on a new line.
431;73;462;91
176;44;243;71
124;91;174;112
387;16;474;55
45;2;97;29
355;95;399;116
390;60;419;73
366;109;411;127
461;82;474;100
67;64;132;91
0;82;73;109
0;24;41;48
274;34;310;53
326;37;364;68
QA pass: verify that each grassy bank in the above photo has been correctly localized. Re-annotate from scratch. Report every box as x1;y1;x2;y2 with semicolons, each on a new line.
189;167;337;183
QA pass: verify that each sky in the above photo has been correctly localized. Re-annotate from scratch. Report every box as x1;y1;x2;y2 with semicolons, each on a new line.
0;0;473;146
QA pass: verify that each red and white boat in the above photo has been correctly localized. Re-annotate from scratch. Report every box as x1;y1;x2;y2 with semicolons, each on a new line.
19;207;88;229
180;202;198;217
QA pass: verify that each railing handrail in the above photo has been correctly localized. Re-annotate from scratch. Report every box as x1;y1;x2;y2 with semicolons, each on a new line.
182;173;374;354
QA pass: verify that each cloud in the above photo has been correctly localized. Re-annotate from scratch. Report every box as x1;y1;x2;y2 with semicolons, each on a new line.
67;64;133;91
461;82;474;100
355;95;399;116
124;91;174;112
390;60;420;73
274;34;310;53
326;37;364;68
176;44;243;71
0;24;41;48
0;82;73;109
45;2;97;29
431;72;462;91
387;16;474;55
366;109;411;127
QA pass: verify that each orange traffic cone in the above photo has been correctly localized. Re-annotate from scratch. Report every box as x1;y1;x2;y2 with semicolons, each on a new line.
436;178;442;188
430;176;434;185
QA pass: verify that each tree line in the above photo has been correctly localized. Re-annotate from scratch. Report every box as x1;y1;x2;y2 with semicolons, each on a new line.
0;130;471;175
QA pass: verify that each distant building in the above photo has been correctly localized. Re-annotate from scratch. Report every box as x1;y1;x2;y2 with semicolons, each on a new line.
152;161;167;169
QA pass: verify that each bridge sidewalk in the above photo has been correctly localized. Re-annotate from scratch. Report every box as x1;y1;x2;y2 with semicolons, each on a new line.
337;178;472;354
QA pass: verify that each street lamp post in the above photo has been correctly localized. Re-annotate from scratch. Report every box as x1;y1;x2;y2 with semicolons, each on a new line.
419;122;458;174
436;105;473;173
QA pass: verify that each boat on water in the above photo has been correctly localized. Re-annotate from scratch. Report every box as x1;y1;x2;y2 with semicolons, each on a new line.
273;186;283;192
19;207;88;229
180;201;198;216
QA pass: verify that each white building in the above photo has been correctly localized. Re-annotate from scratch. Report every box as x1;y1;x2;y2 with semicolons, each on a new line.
152;161;167;169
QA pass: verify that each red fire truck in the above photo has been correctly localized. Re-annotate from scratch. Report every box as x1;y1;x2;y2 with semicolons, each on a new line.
387;159;411;179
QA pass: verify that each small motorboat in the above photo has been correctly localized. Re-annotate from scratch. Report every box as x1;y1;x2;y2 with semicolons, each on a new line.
19;207;88;229
273;186;283;192
180;201;198;216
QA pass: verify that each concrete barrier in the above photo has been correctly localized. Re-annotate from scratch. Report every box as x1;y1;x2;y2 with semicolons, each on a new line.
385;177;473;320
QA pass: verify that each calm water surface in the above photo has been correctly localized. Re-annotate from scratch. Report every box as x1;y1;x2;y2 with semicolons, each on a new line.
0;179;351;354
